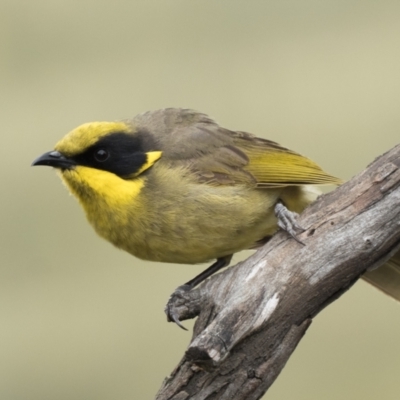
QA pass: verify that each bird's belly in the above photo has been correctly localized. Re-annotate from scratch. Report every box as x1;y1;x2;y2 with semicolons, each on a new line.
89;183;283;264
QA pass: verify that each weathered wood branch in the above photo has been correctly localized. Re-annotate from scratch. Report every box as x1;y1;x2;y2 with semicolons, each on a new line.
155;144;400;400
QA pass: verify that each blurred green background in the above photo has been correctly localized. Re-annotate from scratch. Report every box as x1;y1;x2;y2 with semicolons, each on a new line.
1;1;400;399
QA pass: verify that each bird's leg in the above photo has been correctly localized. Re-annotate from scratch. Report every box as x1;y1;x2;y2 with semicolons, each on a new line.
274;201;306;245
165;255;232;330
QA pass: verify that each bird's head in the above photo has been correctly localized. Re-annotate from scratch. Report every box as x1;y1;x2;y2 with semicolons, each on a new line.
32;121;162;178
32;121;162;203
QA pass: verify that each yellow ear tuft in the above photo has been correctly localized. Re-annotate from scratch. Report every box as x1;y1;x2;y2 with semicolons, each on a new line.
55;121;131;156
129;151;163;178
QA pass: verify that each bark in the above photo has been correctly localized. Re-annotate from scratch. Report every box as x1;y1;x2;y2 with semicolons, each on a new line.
155;144;400;400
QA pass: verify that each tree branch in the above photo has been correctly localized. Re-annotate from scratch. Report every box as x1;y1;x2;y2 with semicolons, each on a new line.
155;144;400;400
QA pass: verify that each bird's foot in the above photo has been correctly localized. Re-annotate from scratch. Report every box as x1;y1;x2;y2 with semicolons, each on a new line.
165;284;193;330
274;202;305;245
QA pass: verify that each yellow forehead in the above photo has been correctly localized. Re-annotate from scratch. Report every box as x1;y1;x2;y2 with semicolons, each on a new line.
54;121;130;156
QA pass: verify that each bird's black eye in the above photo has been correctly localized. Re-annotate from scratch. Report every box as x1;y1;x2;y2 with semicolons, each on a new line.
93;149;109;162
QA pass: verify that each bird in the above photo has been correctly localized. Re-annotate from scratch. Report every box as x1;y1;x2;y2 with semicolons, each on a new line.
32;108;400;328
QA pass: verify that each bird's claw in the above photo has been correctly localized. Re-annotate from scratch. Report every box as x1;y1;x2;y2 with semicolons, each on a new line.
165;284;192;330
275;202;306;245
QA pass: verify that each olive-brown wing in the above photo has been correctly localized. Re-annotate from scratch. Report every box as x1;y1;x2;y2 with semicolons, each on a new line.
136;109;341;187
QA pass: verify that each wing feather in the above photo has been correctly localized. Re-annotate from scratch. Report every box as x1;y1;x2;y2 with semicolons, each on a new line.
226;131;341;187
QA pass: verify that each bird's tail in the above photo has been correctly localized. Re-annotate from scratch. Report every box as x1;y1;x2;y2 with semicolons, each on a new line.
362;251;400;301
303;185;400;301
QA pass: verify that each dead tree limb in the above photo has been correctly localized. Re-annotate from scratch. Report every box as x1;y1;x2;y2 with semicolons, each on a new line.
155;144;400;400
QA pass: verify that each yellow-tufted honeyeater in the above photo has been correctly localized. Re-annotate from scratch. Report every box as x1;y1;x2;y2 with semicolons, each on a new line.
33;108;400;327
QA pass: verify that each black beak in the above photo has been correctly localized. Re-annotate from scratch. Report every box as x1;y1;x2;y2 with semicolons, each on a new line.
32;151;76;169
